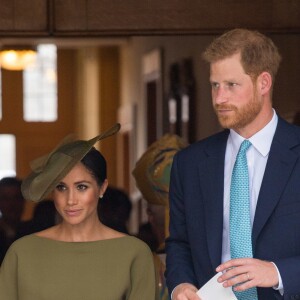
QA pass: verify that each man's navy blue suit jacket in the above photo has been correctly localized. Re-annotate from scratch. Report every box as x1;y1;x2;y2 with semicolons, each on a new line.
166;117;300;300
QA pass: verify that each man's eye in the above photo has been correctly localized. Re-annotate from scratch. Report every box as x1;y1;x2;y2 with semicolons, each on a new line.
211;82;219;89
227;82;238;87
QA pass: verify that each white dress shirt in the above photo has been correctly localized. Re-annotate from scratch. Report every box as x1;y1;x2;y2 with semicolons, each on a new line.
222;109;283;292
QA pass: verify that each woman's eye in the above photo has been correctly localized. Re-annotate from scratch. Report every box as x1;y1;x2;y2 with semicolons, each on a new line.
77;184;87;191
56;184;66;191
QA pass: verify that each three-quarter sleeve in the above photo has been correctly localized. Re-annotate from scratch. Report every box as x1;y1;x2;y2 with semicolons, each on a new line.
127;242;158;300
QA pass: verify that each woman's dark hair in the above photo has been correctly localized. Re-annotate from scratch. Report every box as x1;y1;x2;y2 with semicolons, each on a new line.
81;147;107;186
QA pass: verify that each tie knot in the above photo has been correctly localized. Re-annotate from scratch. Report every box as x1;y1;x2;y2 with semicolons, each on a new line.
239;140;251;154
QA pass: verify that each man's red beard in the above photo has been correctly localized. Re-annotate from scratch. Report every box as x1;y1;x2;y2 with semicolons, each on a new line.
214;96;262;130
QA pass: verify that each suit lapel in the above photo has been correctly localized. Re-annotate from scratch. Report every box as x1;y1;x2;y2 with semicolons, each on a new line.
199;130;229;269
252;118;300;249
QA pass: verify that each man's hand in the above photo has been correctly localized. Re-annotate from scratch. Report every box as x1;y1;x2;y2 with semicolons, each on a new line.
216;258;279;292
172;283;201;300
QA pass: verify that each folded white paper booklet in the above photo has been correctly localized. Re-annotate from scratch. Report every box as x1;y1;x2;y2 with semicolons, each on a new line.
197;272;237;300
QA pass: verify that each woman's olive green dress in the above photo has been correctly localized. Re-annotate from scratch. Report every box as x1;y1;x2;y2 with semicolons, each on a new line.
0;234;156;300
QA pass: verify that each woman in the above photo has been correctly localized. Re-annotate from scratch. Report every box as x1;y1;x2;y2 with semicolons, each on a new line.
0;124;157;300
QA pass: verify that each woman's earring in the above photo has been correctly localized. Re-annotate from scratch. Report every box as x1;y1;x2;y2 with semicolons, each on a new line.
99;195;103;199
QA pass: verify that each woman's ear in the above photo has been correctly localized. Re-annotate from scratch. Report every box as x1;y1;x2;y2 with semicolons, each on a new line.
99;179;108;198
258;71;272;95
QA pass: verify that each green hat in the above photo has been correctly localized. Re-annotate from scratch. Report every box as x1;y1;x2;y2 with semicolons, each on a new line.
21;123;121;202
132;134;187;206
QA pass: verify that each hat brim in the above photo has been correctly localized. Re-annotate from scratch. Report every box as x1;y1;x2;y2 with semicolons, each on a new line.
132;134;187;206
21;123;120;202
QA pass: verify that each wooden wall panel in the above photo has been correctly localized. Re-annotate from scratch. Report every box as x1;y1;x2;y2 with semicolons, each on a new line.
273;1;300;29
53;0;86;31
53;0;300;35
0;0;48;34
0;0;300;36
14;0;48;30
0;1;14;30
98;47;120;186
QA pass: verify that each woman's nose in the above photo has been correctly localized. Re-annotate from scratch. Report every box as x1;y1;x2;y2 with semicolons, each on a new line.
67;192;78;205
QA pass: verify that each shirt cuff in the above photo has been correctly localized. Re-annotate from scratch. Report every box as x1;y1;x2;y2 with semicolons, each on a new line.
271;262;284;295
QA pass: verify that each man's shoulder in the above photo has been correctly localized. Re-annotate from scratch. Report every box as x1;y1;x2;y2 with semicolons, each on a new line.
178;129;229;157
276;116;300;142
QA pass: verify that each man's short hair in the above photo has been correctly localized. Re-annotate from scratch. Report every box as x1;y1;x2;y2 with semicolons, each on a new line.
202;28;282;81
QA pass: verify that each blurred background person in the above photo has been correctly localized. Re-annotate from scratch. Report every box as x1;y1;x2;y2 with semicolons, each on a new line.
97;186;132;234
136;222;159;253
0;177;25;264
0;228;7;264
16;199;58;239
133;134;187;300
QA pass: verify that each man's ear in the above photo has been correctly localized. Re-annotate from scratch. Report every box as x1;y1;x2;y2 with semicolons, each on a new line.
258;72;272;95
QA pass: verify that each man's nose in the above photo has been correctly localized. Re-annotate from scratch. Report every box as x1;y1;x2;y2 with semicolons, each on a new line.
213;86;228;105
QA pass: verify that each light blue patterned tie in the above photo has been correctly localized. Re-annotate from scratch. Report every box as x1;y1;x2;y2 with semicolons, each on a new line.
230;140;258;300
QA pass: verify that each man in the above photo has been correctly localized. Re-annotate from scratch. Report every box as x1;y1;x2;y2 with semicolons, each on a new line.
166;28;300;300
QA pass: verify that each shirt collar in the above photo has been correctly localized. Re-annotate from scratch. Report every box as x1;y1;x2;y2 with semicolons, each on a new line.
229;109;278;157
